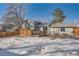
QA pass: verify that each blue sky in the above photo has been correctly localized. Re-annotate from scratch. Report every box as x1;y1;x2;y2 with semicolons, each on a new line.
0;3;79;23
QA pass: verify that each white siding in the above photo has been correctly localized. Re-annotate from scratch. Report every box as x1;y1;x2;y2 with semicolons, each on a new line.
48;27;74;36
40;27;43;31
62;28;73;35
48;28;60;35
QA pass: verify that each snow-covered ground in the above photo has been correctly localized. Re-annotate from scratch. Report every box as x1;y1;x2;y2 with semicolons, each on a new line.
0;36;79;56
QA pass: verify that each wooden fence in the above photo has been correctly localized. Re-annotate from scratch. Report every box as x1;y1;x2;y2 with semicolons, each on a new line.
0;31;19;37
0;32;6;37
0;29;32;37
19;29;32;37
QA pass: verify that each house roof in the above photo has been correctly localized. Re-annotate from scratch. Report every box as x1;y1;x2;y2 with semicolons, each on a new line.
0;24;17;29
38;22;49;27
49;23;79;28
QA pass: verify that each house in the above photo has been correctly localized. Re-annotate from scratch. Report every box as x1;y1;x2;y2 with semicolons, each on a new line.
22;19;49;31
3;24;18;32
20;20;32;37
37;22;48;36
22;20;35;30
22;20;49;36
0;24;19;37
47;22;79;36
0;24;17;32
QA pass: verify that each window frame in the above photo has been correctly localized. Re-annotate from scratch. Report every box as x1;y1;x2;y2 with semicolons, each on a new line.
61;27;65;32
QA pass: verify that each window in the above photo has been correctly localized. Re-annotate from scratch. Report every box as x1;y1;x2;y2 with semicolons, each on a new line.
61;27;65;32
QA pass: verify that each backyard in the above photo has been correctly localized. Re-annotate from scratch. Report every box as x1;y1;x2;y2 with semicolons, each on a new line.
0;36;79;56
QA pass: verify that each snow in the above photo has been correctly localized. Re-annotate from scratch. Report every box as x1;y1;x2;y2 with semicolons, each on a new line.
0;36;79;56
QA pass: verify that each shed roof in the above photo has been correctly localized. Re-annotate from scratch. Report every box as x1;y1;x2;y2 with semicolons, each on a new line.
49;23;78;28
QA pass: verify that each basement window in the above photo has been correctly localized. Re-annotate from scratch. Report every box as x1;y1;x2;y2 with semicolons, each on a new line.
61;27;65;32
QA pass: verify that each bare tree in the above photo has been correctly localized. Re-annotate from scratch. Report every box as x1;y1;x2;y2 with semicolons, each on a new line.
3;3;26;28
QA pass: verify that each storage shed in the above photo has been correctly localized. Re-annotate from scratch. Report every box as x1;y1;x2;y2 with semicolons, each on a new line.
47;23;79;36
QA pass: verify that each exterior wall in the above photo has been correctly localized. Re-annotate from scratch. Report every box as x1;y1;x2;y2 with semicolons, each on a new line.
47;27;50;35
40;27;43;31
22;21;35;30
60;28;73;36
47;27;60;35
22;22;27;28
47;27;74;36
29;22;35;30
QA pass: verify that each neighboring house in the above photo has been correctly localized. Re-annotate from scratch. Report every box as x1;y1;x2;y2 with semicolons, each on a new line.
22;20;46;31
33;21;42;31
47;22;79;36
28;20;35;30
22;20;49;36
38;22;48;31
4;24;18;32
22;20;35;30
0;24;18;32
22;20;28;28
38;23;48;36
0;25;3;32
34;21;49;31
